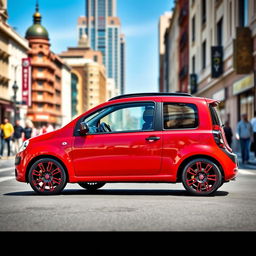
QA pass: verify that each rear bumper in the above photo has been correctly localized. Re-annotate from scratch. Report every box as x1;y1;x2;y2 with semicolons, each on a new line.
219;149;238;181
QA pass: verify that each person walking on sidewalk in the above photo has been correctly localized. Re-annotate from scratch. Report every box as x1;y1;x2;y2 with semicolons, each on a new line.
13;120;24;154
251;111;256;158
0;118;14;158
236;114;253;164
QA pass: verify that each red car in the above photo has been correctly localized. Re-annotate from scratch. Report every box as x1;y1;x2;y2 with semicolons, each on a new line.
15;93;238;196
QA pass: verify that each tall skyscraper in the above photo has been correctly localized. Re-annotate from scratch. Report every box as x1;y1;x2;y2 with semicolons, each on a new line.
78;0;125;95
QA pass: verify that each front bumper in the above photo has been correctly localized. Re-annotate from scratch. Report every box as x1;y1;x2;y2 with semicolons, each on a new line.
15;152;28;182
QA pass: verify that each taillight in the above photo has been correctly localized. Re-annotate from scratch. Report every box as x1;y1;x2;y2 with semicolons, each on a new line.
213;130;225;148
212;125;232;152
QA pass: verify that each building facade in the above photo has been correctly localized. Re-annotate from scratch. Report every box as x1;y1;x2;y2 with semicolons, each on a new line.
25;3;65;128
189;0;256;145
158;11;172;92
59;36;107;115
0;0;30;124
161;0;189;93
163;5;180;93
77;0;125;95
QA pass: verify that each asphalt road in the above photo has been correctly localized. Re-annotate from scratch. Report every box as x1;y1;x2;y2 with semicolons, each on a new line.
0;159;256;231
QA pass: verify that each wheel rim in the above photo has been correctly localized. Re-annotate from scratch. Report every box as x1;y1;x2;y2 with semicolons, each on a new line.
185;161;219;193
31;161;63;193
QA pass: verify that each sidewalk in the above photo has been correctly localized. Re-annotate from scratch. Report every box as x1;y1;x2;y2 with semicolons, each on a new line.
235;152;256;170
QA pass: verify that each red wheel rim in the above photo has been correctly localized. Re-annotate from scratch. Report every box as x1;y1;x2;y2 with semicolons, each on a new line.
31;161;63;193
185;161;218;193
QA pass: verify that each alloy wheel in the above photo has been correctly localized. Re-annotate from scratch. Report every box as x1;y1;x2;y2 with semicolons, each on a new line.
182;159;222;196
29;158;67;195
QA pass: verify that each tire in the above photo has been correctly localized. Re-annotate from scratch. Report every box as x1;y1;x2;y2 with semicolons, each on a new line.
28;158;67;195
181;158;222;196
78;182;106;192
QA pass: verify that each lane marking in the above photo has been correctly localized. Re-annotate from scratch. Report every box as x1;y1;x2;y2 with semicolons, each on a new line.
239;170;256;176
0;167;14;173
0;176;14;183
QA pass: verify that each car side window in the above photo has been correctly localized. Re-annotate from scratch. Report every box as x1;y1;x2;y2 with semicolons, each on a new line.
86;103;155;134
163;103;198;129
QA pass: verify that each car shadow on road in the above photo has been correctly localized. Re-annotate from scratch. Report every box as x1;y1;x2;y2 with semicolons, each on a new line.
4;189;229;197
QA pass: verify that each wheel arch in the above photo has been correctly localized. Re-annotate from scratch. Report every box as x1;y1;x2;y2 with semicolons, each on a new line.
176;154;224;182
25;155;69;183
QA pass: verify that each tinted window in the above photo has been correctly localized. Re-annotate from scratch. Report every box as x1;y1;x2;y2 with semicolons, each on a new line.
163;103;198;129
101;104;155;132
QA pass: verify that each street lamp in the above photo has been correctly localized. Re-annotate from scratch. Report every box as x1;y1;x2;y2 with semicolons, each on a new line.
12;80;19;123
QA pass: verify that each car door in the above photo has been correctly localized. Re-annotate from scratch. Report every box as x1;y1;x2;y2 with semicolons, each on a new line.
72;102;163;177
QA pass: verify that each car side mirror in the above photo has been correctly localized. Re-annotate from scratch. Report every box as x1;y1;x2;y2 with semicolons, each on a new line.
79;122;89;136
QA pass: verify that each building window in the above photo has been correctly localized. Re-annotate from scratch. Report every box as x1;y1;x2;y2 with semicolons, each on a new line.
202;40;207;70
192;15;196;42
202;0;207;25
238;0;249;27
192;55;196;73
217;17;223;46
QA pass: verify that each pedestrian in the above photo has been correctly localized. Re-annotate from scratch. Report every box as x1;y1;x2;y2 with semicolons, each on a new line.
251;111;256;158
13;120;24;154
0;125;3;159
236;114;253;164
224;121;233;148
24;119;37;141
0;118;14;158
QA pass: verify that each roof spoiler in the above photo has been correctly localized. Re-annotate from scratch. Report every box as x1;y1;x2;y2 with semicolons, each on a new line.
205;98;220;107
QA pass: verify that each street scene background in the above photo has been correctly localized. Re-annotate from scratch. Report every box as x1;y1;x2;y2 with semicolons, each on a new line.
1;0;256;231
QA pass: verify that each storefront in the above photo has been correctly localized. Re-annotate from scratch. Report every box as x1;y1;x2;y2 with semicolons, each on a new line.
233;73;255;121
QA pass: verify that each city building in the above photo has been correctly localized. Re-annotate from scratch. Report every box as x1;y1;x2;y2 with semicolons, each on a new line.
25;3;66;128
163;4;180;93
177;0;189;93
61;63;72;126
59;35;107;115
158;11;172;92
77;0;125;95
0;0;30;124
189;0;256;146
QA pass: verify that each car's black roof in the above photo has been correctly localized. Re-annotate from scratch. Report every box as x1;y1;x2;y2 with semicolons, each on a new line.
109;93;192;101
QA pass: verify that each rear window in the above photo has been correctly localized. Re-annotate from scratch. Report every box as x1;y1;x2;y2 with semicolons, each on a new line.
163;103;199;129
209;104;223;126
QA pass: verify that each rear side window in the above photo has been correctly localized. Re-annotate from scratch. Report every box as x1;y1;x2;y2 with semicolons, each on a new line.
163;103;199;129
209;104;223;126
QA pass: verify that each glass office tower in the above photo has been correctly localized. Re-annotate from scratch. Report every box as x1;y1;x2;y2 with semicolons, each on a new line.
78;0;125;95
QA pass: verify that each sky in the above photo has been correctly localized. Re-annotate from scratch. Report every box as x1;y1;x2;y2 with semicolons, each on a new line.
7;0;174;94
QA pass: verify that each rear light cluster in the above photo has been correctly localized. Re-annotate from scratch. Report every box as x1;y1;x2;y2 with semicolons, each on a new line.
213;130;225;148
212;125;232;152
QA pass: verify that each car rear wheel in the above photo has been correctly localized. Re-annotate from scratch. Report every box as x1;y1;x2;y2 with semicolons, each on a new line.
28;158;67;195
182;158;222;196
78;182;106;191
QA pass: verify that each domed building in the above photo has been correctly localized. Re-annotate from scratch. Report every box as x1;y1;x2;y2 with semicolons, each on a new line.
25;2;65;129
25;3;49;40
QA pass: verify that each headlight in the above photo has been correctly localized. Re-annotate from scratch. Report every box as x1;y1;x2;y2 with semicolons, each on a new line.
19;140;30;153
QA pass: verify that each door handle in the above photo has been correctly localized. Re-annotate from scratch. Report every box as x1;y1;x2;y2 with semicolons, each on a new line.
146;136;161;142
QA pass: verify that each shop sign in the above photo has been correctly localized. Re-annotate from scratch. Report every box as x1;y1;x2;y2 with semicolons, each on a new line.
233;27;253;74
233;73;254;96
211;46;223;78
22;58;31;107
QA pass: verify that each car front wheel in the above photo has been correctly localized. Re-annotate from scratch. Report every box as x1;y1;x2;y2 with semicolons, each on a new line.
182;158;222;196
28;158;67;195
